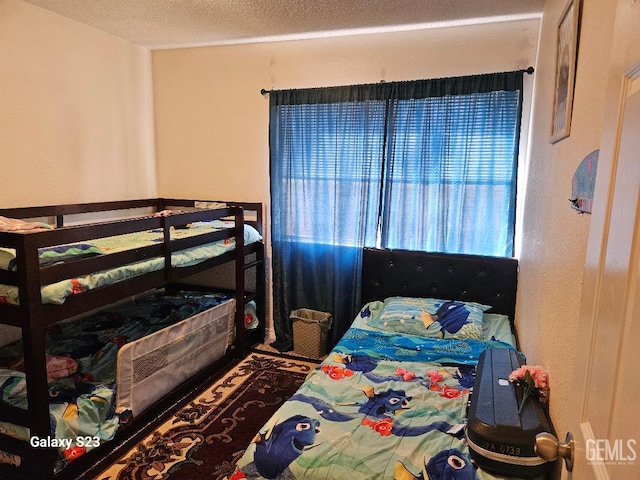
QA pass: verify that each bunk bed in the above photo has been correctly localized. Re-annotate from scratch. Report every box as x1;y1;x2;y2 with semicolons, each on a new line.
231;248;548;480
0;198;266;480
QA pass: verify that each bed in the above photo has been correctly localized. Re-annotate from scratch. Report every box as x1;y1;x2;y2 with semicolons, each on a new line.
0;198;266;480
231;248;541;480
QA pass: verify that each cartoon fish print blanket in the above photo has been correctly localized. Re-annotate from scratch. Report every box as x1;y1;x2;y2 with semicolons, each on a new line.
232;310;521;480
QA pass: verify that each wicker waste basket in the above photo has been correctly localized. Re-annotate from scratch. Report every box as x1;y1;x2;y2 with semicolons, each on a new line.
290;308;332;358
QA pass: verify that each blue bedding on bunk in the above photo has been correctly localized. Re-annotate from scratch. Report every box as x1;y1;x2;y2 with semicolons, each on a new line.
0;290;236;468
0;219;263;306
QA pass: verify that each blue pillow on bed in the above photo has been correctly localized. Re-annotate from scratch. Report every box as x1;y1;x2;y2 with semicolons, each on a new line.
367;296;489;340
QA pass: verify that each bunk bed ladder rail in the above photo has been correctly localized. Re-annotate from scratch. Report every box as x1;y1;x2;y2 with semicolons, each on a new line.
226;201;267;351
233;206;247;357
246;237;267;347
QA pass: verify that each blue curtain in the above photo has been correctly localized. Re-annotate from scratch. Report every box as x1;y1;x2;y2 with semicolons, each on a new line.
269;87;386;351
381;75;523;256
269;72;523;351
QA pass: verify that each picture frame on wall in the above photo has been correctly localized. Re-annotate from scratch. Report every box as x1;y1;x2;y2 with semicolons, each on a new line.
550;0;581;144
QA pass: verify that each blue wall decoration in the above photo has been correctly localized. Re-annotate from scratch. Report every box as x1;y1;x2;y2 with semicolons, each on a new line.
570;149;599;214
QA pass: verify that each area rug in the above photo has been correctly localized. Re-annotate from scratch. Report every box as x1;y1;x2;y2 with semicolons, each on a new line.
96;351;320;480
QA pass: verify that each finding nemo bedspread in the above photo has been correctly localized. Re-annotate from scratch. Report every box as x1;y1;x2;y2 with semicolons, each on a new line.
232;302;521;480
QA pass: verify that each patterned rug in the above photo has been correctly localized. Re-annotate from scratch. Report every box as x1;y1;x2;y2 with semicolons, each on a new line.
95;351;319;480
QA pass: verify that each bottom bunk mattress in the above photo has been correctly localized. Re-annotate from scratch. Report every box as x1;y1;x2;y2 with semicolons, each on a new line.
0;290;254;471
232;299;539;480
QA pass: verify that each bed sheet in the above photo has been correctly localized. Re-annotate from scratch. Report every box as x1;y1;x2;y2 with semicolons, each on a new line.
0;220;262;305
232;303;521;480
0;291;236;468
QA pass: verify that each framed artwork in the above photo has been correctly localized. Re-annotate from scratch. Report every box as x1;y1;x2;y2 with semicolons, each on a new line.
550;0;581;143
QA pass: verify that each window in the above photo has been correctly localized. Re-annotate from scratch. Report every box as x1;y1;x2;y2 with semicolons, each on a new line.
268;71;524;351
381;89;522;256
271;99;386;247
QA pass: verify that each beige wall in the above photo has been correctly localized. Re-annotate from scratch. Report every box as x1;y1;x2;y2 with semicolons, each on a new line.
517;0;616;437
152;18;540;204
0;0;156;345
0;0;157;208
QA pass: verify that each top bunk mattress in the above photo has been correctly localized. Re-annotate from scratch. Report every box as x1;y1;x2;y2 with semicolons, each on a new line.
0;219;262;306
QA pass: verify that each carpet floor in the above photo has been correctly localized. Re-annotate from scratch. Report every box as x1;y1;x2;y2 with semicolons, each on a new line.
94;351;319;480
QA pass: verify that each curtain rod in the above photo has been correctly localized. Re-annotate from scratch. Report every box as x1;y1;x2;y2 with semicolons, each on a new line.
259;66;535;95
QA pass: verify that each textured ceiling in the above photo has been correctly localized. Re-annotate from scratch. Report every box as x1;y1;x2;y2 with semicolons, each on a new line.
23;0;545;50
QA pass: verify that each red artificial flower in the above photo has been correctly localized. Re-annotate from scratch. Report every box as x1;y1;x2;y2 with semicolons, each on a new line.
509;365;550;413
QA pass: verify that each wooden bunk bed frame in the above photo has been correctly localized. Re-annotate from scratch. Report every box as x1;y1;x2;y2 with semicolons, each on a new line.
0;198;266;480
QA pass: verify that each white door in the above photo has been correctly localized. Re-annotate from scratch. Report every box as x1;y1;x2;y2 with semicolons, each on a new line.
559;0;640;479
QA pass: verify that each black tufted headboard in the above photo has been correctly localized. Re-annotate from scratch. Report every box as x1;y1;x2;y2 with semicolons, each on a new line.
361;248;519;330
